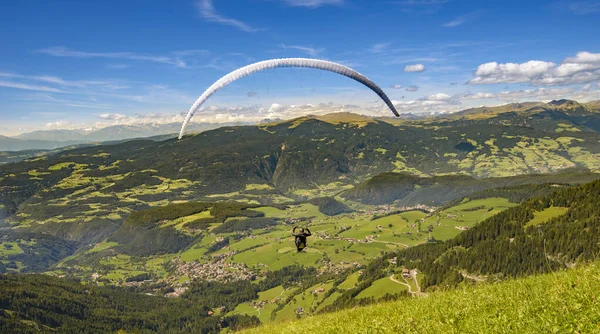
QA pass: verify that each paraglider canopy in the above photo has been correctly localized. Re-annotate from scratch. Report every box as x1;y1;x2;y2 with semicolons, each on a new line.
179;58;400;139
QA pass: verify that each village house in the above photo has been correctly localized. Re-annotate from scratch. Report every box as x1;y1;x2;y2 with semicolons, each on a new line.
402;268;411;279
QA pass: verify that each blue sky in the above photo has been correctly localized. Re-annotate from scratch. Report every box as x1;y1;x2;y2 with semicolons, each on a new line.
1;0;599;135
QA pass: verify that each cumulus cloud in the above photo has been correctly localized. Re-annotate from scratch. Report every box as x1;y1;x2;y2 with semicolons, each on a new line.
404;64;426;72
423;93;452;101
405;86;419;92
268;103;285;113
468;51;600;86
280;0;344;8
197;0;261;32
460;91;497;100
389;84;403;89
99;113;128;120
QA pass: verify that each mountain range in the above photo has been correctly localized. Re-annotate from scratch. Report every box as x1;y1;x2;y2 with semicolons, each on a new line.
0;121;249;151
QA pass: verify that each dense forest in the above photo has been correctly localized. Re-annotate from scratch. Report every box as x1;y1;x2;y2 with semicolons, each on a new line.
0;265;329;333
0;274;259;333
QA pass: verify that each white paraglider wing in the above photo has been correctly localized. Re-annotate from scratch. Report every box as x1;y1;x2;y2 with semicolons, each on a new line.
179;58;399;139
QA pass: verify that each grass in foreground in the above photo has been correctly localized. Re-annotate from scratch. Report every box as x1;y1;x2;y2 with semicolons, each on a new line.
243;262;600;333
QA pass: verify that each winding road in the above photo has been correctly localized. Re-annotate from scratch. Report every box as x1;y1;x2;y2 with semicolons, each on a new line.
390;270;423;296
390;274;414;294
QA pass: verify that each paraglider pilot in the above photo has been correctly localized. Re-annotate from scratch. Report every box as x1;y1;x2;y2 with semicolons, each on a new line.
293;227;312;252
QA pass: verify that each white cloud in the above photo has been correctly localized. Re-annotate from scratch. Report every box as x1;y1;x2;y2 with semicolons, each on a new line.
31;94;112;109
279;43;323;56
0;80;63;93
564;51;600;64
389;84;403;89
583;83;592;91
457;87;600;102
369;43;391;54
0;72;111;88
268;103;285;113
404;64;426;72
443;10;483;27
391;96;461;114
197;0;261;32
423;93;452;101
468;52;600;86
38;46;187;67
496;88;574;101
385;85;600;115
443;18;466;27
99;113;128;120
279;0;344;8
405;86;419;92
44;121;71;129
460;92;497;100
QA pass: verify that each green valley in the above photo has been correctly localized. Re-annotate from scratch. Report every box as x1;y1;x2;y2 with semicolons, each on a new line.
2;102;600;332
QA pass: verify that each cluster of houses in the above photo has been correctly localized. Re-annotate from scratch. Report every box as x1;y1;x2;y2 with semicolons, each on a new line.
319;257;361;275
173;252;256;283
354;204;435;218
284;217;313;225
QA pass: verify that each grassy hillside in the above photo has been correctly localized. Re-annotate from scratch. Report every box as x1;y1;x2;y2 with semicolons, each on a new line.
244;261;600;334
348;179;600;295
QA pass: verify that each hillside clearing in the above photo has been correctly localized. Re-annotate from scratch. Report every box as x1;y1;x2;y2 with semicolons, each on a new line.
243;262;600;333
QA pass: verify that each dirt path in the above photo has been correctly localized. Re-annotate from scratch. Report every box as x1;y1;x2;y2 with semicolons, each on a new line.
390;274;415;294
410;269;422;294
390;270;425;296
